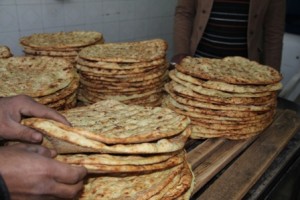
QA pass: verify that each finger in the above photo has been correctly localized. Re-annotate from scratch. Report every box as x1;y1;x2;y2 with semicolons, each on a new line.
24;144;53;158
12;142;57;157
52;163;87;184
49;180;85;199
49;149;57;158
17;95;71;126
23;104;71;126
8;121;43;143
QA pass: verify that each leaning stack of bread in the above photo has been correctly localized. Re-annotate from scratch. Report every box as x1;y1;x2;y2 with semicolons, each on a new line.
19;31;104;64
76;39;168;107
0;45;13;58
163;56;283;140
0;56;79;110
22;100;194;199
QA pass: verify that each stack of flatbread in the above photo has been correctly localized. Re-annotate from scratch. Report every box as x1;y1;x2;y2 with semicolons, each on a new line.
22;100;194;199
19;31;104;64
76;39;168;107
163;56;283;140
0;45;13;58
0;56;79;110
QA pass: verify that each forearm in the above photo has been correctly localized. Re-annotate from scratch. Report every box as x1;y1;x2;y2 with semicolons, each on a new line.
173;0;196;55
263;0;286;71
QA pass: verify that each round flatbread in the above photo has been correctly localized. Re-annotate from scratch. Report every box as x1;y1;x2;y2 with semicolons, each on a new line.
190;123;271;138
173;69;283;93
176;56;282;85
167;93;275;112
79;163;184;200
35;72;80;104
78;39;167;63
162;95;269;118
56;151;185;173
0;56;75;97
165;98;275;123
80;69;167;82
23;47;79;56
20;31;103;50
25;124;191;154
22;100;191;145
77;57;166;69
165;81;276;105
148;160;193;200
169;70;273;98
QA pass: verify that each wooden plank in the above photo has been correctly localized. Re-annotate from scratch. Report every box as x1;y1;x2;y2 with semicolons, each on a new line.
187;138;226;169
245;131;300;199
191;137;256;195
198;109;300;200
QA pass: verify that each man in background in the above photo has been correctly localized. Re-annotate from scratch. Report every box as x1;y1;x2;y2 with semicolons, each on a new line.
171;0;285;71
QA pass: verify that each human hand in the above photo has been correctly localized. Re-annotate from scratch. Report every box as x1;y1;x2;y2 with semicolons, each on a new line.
169;54;190;70
171;54;190;64
0;143;87;200
0;95;70;143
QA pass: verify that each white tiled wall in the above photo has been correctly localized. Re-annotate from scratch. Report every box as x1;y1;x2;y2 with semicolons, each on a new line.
0;0;177;58
279;33;300;101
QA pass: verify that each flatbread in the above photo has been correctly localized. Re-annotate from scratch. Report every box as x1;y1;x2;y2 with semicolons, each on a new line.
26;123;190;154
191;118;272;130
56;152;179;166
174;69;283;93
78;163;184;200
162;95;268;118
80;69;167;82
82;88;162;102
46;92;77;110
176;169;195;200
79;75;164;91
82;82;165;94
79;73;165;88
77;57;166;69
20;31;103;50
165;99;275;123
76;63;160;75
169;70;273;98
59;151;185;173
190;121;271;136
0;56;75;97
35;72;80;104
167;93;275;112
81;85;162;96
79;66;167;78
176;56;282;85
23;47;79;56
148;160;193;200
23;100;190;144
81;89;163;106
78;39;167;63
165;81;276;105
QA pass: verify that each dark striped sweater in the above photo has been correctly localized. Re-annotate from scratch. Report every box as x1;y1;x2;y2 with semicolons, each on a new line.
195;0;250;58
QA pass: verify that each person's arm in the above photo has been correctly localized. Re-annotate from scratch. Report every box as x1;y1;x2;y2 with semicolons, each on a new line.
0;95;70;143
172;0;197;63
263;0;286;71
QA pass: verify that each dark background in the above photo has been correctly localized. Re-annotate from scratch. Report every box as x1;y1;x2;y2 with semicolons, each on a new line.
286;0;300;35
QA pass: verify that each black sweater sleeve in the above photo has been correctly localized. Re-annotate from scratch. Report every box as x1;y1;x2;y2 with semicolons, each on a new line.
0;174;10;200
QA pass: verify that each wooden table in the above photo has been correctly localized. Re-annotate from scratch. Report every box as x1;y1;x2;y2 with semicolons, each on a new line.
185;108;300;200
